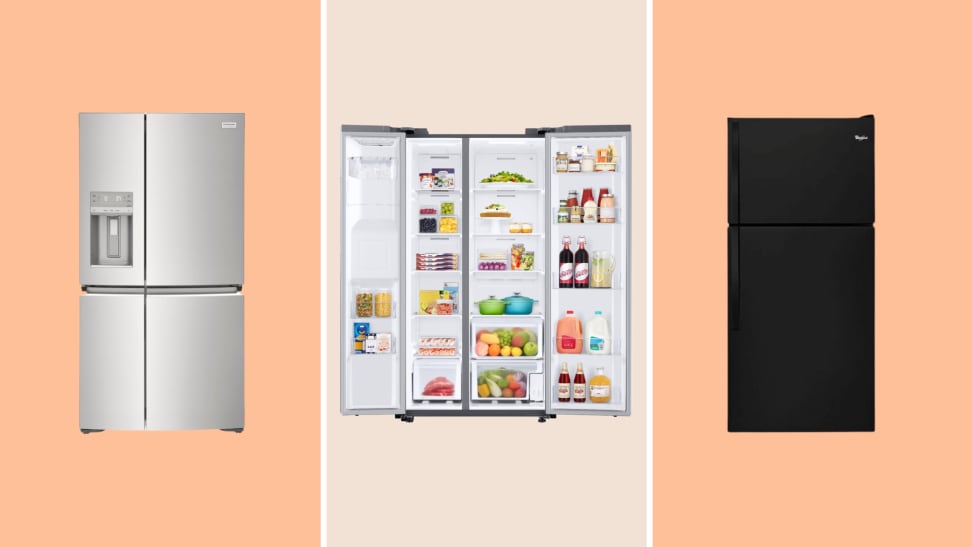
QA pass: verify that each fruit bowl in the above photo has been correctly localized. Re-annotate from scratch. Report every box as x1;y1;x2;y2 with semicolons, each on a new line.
475;367;530;399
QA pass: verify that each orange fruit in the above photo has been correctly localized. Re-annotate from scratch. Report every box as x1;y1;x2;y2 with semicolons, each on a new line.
488;344;500;356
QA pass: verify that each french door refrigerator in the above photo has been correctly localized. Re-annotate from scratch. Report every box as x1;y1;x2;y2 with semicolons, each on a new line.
340;125;631;421
728;115;874;432
79;113;244;432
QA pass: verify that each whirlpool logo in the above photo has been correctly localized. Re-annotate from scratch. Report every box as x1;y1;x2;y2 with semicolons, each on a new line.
854;134;869;141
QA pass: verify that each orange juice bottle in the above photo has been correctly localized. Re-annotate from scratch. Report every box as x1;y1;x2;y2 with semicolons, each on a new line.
556;310;583;354
589;367;611;403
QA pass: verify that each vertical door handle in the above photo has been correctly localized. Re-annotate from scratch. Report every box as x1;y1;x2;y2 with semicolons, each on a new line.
729;227;739;331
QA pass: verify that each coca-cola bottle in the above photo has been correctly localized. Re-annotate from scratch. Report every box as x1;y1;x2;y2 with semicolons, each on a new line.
574;236;590;288
558;362;571;402
559;236;574;288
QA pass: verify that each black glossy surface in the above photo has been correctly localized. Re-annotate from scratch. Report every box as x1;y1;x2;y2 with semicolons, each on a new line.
728;227;874;431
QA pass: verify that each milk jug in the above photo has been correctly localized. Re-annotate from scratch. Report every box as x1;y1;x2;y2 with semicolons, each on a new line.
586;311;611;354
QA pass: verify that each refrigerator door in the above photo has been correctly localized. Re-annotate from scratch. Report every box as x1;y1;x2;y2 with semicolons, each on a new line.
729;116;874;225
80;294;144;430
729;226;874;431
145;294;244;430
341;130;405;414
80;113;145;287
545;127;631;416
145;114;244;286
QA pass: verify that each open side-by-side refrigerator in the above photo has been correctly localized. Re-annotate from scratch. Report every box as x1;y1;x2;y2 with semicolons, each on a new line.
340;125;630;421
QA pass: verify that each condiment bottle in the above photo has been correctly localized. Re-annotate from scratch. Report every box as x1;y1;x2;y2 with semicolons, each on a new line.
598;193;616;223
573;363;586;403
589;367;611;403
567;157;581;172
580;154;595;172
557;199;569;223
582;187;597;223
555;152;569;173
566;191;578;208
558;363;571;402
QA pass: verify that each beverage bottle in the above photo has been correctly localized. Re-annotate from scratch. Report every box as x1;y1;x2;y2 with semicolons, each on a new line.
557;362;571;402
574;236;590;288
572;363;586;403
559;236;574;288
556;310;583;354
589;367;611;403
586;311;611;354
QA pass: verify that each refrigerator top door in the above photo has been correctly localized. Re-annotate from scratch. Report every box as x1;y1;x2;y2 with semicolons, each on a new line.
80;113;145;287
145;113;244;287
729;116;874;225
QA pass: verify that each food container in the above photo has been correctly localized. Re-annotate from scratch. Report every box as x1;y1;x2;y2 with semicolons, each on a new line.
508;222;522;233
374;291;392;317
502;292;537;315
436;299;454;315
510;244;526;270
478;251;507;271
594;162;617;172
521;251;535;271
520;223;533;233
474;296;507;315
355;291;373;317
555;152;569;173
438;215;458;233
432;168;455;189
419;173;436;189
418;214;438;233
440;201;455;215
567;158;581;172
353;322;370;354
580;154;595;172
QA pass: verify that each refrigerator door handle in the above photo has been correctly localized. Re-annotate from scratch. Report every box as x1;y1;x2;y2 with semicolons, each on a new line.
729;227;740;331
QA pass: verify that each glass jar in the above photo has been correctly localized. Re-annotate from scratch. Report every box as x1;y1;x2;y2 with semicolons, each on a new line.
570;205;582;223
555;152;569;173
580;154;595;172
557;199;569;223
566;191;578;208
567;157;581;172
598;193;616;223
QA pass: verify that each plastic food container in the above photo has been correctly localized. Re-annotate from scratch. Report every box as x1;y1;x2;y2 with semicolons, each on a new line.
436;299;454;315
374;291;392;317
438;215;458;233
355;291;373;317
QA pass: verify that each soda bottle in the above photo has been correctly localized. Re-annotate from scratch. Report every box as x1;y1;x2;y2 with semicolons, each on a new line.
559;236;574;288
573;363;586;403
574;236;590;288
557;362;571;402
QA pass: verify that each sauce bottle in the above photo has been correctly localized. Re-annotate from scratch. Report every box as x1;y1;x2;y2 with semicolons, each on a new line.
572;363;586;403
589;367;611;403
557;363;571;402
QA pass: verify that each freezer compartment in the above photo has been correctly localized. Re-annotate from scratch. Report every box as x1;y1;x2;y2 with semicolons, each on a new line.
80;293;145;431
471;361;541;401
412;360;461;401
410;316;462;358
407;138;462;191
145;293;243;430
470;316;542;360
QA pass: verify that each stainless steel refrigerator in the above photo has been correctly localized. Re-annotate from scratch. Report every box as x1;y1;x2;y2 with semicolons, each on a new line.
79;113;244;432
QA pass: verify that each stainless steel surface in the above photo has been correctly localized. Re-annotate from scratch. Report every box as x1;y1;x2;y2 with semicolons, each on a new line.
80;294;144;430
146;113;243;286
80;114;144;285
84;286;145;294
145;286;239;294
145;294;243;430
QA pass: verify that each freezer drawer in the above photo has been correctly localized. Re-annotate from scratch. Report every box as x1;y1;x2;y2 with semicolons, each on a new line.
729;117;874;224
728;226;874;431
145;294;243;430
80;294;144;430
146;114;244;286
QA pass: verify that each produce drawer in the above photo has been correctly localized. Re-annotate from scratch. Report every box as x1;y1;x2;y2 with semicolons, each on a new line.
471;361;543;402
412;360;461;401
470;316;543;360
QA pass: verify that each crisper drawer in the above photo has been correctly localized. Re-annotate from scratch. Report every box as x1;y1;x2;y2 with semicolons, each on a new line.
412;360;461;401
471;360;544;402
470;316;543;360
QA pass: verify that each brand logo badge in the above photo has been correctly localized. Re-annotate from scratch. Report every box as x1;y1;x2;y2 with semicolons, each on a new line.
221;122;237;129
854;134;869;141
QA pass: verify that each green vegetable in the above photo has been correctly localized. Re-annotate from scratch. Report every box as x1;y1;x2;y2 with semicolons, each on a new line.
477;374;486;386
485;377;502;398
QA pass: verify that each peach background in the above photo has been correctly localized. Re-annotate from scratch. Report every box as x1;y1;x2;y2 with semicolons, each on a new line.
325;1;647;545
655;1;972;545
0;2;320;545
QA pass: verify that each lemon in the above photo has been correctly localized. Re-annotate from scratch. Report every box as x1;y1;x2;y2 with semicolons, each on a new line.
511;347;523;357
500;345;511;357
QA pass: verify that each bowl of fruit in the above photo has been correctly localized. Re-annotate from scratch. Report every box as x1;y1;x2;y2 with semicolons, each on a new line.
473;327;540;358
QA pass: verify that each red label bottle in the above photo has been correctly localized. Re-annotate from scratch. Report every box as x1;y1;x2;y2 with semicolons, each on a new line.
559;236;574;288
574;236;590;288
557;362;571;402
573;363;586;403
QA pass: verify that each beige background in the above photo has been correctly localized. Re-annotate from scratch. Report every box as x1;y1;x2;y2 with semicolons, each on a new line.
0;2;320;545
326;0;647;545
656;1;972;545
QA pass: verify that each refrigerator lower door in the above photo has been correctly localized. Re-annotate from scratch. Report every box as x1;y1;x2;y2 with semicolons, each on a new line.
80;294;144;430
729;226;874;431
145;294;243;430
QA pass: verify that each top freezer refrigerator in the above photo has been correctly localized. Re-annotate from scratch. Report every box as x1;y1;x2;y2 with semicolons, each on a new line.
80;113;244;432
340;125;631;421
728;115;874;432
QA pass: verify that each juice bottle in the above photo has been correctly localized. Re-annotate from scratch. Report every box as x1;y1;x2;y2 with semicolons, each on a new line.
557;362;571;402
556;310;583;354
586;311;611;354
572;363;586;403
589;367;611;403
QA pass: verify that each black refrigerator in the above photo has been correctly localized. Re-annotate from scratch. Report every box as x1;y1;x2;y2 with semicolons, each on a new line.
728;116;874;432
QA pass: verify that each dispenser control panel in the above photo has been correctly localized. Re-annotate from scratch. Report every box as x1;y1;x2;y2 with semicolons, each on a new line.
90;191;133;215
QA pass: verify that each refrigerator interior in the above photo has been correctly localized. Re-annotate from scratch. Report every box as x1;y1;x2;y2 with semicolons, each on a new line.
547;135;628;413
343;134;402;410
468;138;546;410
404;138;464;409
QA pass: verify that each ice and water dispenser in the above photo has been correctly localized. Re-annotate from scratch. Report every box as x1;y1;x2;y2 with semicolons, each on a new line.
89;191;133;266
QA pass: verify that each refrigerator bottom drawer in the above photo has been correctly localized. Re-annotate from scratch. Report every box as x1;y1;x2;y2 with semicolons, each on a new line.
145;294;244;430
